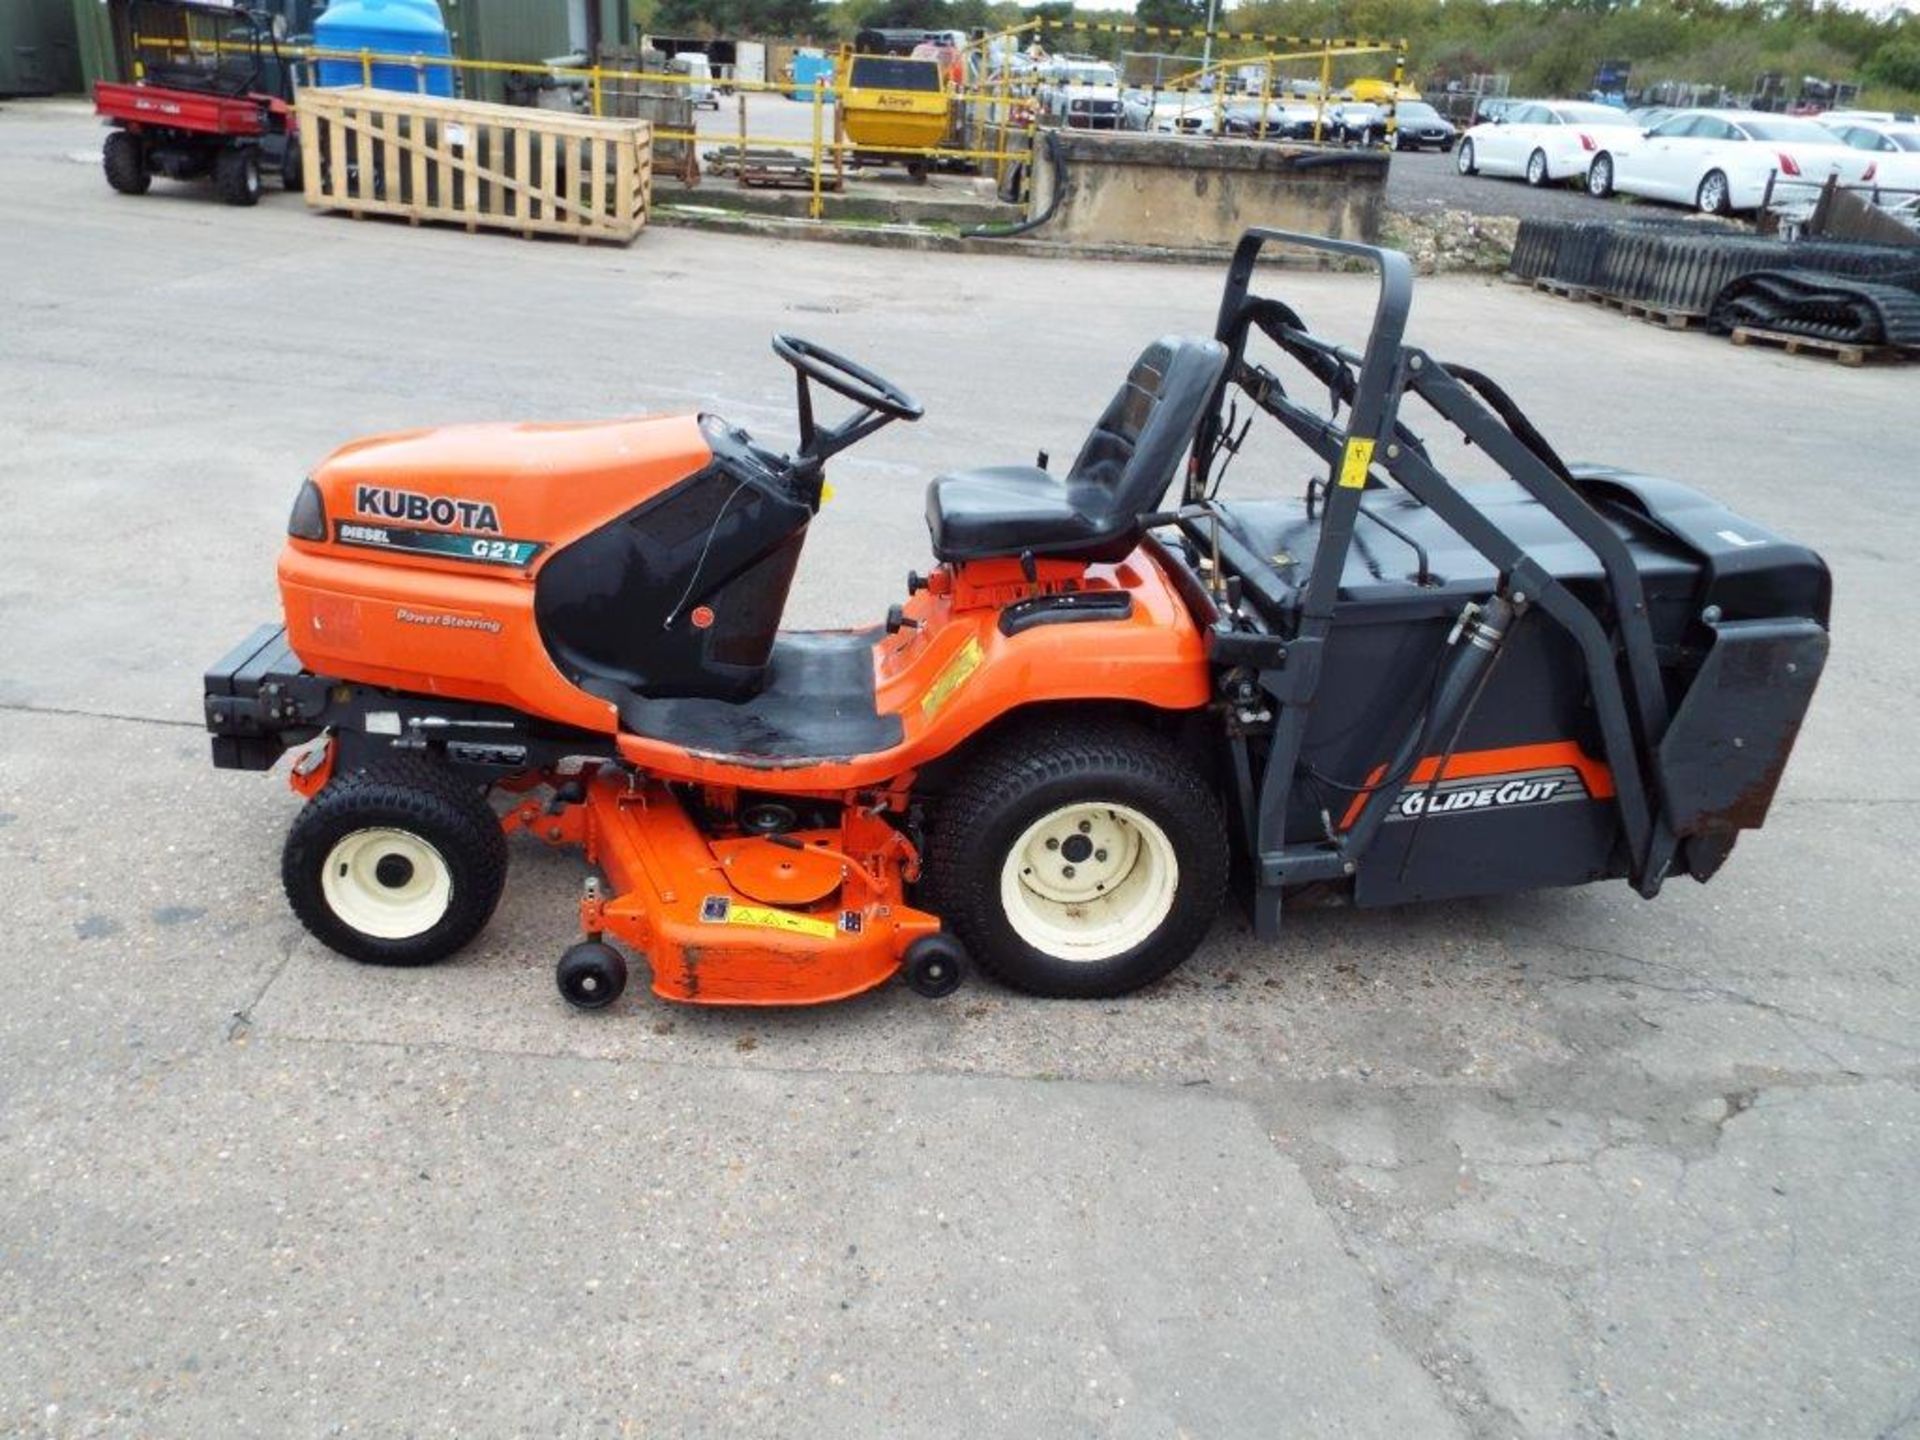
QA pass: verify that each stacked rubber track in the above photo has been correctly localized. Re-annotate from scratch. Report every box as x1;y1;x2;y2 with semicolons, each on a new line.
1710;270;1920;349
1509;217;1920;351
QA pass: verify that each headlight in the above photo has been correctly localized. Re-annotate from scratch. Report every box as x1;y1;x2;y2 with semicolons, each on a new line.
287;478;326;541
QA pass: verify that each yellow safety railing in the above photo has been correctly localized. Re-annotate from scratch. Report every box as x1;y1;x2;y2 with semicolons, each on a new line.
125;31;1408;223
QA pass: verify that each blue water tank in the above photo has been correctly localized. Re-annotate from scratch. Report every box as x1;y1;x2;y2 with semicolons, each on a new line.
314;0;455;98
790;52;835;104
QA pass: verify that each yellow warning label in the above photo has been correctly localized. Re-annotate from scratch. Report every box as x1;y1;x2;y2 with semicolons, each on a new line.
727;904;837;940
1338;437;1376;490
920;634;985;719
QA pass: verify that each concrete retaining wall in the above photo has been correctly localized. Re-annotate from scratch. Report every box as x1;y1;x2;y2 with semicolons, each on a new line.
1028;130;1388;250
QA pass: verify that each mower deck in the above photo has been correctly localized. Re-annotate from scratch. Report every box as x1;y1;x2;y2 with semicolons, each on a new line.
505;772;938;1005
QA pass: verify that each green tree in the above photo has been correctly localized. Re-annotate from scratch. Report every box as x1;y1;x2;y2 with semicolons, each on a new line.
1866;37;1920;92
1135;0;1212;35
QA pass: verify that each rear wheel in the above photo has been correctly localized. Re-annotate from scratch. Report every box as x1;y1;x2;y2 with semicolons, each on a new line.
1697;169;1732;216
1525;147;1550;186
103;132;149;195
280;136;304;193
1456;139;1477;175
283;756;507;966
921;719;1228;998
214;146;262;206
1587;153;1615;198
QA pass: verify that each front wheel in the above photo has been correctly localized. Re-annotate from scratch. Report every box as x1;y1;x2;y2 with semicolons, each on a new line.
1456;139;1477;175
283;757;507;966
214;146;262;206
1587;153;1615;198
1525;148;1550;186
921;719;1228;998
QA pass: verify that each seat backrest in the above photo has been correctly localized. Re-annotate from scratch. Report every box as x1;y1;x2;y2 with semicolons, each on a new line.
1065;336;1228;521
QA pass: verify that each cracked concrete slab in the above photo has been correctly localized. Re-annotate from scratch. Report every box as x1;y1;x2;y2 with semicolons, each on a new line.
2;101;1917;1437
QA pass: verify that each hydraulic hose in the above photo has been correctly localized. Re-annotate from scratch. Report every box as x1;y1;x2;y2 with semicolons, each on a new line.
965;130;1066;240
1283;149;1389;173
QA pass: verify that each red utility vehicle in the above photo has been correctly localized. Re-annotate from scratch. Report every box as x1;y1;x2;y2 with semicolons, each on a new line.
96;0;299;206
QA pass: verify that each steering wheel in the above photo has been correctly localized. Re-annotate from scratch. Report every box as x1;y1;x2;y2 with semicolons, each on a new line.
772;334;924;423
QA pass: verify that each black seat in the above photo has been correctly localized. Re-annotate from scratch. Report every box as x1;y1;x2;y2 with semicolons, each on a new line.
925;336;1228;565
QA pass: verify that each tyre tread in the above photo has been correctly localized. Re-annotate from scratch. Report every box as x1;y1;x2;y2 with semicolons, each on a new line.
283;754;507;966
922;717;1227;998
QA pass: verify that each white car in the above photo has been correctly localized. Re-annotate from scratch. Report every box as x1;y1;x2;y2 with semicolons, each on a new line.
1585;109;1877;214
1457;100;1641;186
1145;95;1221;136
1824;120;1920;191
1822;108;1918;126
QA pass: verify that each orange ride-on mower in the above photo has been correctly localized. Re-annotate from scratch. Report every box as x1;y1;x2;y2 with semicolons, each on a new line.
204;230;1829;1010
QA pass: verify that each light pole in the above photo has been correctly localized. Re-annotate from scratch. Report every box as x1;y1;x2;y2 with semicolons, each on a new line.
1201;0;1220;72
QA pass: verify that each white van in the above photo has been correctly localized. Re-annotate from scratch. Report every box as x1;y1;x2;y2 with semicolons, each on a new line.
671;53;719;110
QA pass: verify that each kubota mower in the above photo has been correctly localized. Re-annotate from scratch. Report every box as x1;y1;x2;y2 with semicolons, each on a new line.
205;230;1829;1010
95;1;300;206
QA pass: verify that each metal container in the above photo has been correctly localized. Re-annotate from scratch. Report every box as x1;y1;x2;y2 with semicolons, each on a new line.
446;0;626;103
3;0;82;95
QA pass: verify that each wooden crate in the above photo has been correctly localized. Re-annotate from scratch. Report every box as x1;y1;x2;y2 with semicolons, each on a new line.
297;86;652;243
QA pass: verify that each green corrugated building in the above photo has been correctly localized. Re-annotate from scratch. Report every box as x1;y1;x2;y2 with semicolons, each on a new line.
70;0;632;100
1;0;84;94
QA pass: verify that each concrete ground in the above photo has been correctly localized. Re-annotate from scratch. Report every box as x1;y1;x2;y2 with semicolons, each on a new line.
2;101;1917;1440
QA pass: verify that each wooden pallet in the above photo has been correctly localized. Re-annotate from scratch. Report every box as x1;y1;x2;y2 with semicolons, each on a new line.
1729;325;1906;367
297;86;652;244
1510;275;1703;331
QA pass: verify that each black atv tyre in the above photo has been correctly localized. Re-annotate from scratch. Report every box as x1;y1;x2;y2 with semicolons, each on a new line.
103;132;149;195
921;718;1228;999
214;146;262;206
280;136;304;193
283;756;507;967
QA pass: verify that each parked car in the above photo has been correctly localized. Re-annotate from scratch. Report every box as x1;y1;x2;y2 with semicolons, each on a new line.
1220;99;1321;140
1822;108;1918;126
1628;105;1677;130
1826;120;1920;189
1457;101;1641;185
1327;100;1386;144
1145;94;1220;135
1474;96;1517;126
1585;109;1878;214
1391;99;1457;151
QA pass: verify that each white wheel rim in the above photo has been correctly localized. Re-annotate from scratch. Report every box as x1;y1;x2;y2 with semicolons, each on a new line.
321;828;453;940
1530;153;1544;182
998;803;1179;963
1458;144;1471;172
